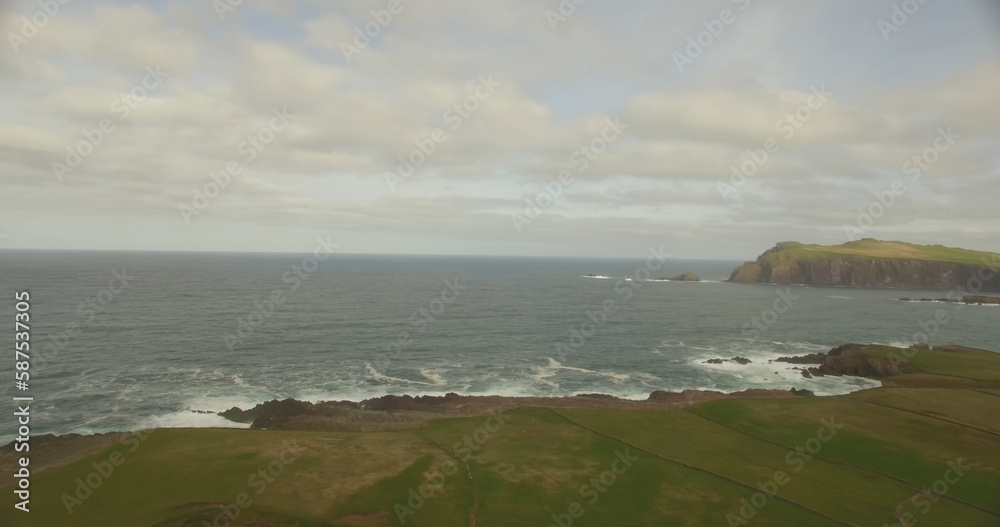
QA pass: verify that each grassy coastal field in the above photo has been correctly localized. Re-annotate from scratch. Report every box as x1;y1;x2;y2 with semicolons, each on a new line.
3;345;1000;526
763;239;1000;267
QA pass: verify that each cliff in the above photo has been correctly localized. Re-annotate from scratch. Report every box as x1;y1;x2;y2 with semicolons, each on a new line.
729;240;1000;291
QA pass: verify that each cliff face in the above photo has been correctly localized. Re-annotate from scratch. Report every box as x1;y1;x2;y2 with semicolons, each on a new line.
730;242;1000;291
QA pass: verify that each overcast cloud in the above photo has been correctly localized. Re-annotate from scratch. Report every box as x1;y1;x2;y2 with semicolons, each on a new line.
1;0;998;259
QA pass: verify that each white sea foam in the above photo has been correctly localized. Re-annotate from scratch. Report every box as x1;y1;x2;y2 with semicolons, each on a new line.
537;358;631;383
419;369;448;386
689;340;883;396
139;411;252;430
365;363;435;386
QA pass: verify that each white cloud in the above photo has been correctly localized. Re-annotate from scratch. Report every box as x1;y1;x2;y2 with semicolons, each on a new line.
0;0;998;257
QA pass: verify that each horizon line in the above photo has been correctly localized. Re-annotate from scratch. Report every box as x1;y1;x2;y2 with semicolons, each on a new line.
0;247;745;261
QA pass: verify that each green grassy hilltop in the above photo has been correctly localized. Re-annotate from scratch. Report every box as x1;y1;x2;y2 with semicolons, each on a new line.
3;345;1000;526
729;239;1000;290
764;239;999;267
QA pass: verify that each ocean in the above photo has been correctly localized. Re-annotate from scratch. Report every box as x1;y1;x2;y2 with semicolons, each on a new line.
1;250;997;444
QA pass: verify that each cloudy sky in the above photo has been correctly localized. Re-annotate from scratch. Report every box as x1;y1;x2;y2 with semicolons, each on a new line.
1;0;998;259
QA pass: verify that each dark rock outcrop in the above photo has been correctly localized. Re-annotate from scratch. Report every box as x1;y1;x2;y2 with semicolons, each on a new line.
703;356;752;365
804;344;922;379
666;272;701;282
899;296;997;305
776;353;826;364
962;295;1000;305
221;398;324;425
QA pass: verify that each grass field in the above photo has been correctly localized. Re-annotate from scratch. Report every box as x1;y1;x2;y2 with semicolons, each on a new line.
763;239;1000;267
2;345;999;526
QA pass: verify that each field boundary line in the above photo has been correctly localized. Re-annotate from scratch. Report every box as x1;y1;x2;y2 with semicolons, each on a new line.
416;428;479;527
684;407;1000;517
859;399;1000;438
973;389;1000;399
546;407;860;527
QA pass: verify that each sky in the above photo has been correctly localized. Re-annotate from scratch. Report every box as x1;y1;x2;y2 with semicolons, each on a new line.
1;0;998;259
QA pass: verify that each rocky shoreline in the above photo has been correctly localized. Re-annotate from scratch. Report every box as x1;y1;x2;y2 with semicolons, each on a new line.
217;343;959;430
7;343;981;445
698;343;935;380
899;295;1000;305
215;388;807;431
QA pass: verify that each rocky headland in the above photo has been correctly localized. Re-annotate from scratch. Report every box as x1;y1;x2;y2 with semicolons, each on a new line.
729;240;1000;291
